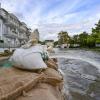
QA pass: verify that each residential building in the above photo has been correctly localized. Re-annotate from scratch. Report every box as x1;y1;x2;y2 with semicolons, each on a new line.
0;7;31;48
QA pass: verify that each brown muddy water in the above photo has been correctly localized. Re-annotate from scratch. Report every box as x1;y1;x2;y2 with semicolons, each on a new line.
50;49;100;100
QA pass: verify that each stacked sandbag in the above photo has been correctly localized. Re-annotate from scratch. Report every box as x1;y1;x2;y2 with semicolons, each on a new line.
45;58;58;70
10;44;47;70
0;57;64;100
42;68;63;86
17;83;64;100
0;67;43;100
17;59;64;100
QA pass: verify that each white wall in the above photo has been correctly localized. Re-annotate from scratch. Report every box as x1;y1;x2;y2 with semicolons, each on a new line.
0;19;3;39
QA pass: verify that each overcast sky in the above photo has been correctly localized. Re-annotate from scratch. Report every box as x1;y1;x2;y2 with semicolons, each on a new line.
0;0;100;40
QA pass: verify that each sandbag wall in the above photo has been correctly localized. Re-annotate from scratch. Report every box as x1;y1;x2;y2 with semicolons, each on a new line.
0;59;65;100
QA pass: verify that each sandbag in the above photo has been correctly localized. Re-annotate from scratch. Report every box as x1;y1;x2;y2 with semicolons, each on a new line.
46;59;58;70
43;68;63;86
17;83;64;100
47;46;55;53
0;63;64;100
0;67;43;100
0;68;64;100
10;45;47;70
52;58;58;63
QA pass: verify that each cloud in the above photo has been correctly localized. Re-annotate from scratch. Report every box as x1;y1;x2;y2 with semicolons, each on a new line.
0;0;100;40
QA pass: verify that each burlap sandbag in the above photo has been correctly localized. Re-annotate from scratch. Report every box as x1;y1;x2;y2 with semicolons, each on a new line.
45;59;58;70
0;60;64;100
51;58;58;63
42;68;63;86
0;67;43;100
17;83;64;100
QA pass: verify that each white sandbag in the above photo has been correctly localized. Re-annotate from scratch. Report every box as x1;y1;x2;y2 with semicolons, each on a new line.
10;45;47;70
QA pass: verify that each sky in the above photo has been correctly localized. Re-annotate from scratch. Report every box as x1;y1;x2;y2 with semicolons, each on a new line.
0;0;100;41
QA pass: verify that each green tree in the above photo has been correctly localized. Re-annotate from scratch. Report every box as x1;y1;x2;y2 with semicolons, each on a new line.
73;34;79;44
92;20;100;45
58;31;70;45
87;35;95;47
38;41;45;45
69;37;74;44
54;41;58;47
78;31;89;47
92;20;100;34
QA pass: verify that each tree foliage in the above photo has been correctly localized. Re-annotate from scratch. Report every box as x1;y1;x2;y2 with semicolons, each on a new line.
58;31;70;45
56;20;100;48
78;31;88;47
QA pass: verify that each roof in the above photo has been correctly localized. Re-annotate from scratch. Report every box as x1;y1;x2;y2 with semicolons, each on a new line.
10;13;19;20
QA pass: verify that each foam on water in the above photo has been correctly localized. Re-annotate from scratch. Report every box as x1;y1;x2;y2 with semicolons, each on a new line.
50;53;100;72
50;50;100;100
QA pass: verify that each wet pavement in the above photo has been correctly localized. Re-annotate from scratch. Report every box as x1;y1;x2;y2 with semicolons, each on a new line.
50;49;100;100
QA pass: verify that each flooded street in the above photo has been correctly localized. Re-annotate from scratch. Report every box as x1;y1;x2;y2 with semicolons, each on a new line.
50;49;100;100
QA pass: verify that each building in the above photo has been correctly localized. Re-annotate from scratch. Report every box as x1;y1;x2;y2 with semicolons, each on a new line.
30;29;39;41
0;7;31;48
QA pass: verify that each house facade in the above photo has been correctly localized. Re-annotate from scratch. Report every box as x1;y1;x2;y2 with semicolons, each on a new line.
0;7;31;48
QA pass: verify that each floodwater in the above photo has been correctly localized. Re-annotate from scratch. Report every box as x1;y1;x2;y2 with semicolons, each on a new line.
50;49;100;100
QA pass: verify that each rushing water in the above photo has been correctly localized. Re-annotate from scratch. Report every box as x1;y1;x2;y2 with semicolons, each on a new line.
50;49;100;100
